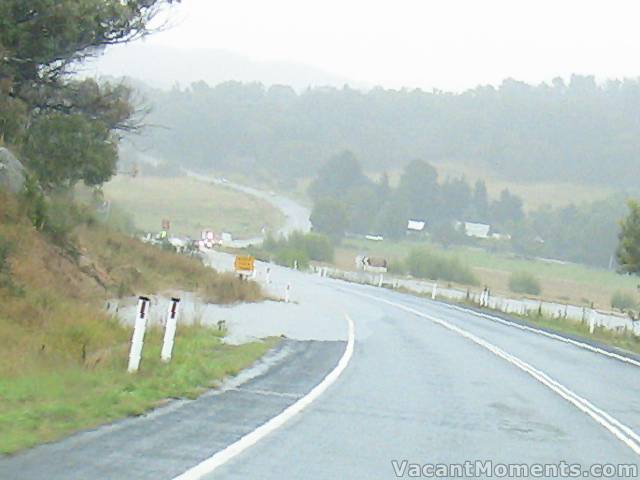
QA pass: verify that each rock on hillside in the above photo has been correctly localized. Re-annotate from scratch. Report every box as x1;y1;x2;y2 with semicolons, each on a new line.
0;148;25;194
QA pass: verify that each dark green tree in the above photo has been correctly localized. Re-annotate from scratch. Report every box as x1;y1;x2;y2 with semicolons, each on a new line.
308;150;368;201
310;198;349;239
491;189;524;226
616;200;640;274
396;160;439;221
471;180;490;222
0;0;178;188
24;113;117;190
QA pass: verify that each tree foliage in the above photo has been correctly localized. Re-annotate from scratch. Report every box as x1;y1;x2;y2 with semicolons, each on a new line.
0;0;179;92
24;113;117;190
616;200;640;274
140;76;640;188
307;152;628;269
0;0;178;189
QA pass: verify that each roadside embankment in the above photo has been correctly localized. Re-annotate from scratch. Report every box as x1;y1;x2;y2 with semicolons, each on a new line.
0;188;274;454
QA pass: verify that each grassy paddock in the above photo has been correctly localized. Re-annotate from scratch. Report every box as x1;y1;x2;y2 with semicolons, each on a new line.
0;322;278;454
102;176;285;238
337;238;639;308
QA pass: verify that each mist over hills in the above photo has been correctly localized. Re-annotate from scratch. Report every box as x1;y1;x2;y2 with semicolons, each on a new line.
82;44;359;91
120;75;640;191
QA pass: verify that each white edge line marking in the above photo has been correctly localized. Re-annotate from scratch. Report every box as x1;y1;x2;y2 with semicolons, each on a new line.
351;290;640;456
172;314;355;480
442;302;640;368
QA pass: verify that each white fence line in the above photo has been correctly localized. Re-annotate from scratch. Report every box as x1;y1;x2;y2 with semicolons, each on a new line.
316;266;640;337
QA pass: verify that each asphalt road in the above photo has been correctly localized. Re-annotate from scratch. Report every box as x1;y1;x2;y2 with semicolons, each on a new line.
3;259;639;479
184;170;311;247
203;270;640;479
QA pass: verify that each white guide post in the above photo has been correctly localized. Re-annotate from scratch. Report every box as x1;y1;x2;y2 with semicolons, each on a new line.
161;297;181;363
431;282;438;300
285;283;291;303
265;267;271;284
378;274;383;288
128;296;150;373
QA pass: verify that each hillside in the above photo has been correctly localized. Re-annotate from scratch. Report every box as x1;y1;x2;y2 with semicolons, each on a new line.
0;187;271;453
133;76;640;191
82;44;358;91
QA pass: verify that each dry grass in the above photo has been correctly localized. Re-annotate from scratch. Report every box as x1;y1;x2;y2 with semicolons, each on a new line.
76;224;263;303
0;189;271;453
102;176;285;238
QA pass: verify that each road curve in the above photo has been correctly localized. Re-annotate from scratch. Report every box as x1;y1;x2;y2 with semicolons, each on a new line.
3;179;639;478
1;257;639;479
185;170;311;246
198;264;640;479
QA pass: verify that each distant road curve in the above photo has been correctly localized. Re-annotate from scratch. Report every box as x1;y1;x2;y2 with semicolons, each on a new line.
185;170;311;247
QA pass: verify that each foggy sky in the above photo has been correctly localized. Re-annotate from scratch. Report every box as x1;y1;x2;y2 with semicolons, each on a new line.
105;0;640;91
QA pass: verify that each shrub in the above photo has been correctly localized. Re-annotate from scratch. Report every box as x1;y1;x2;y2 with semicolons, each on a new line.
611;290;637;311
0;234;13;288
200;272;262;304
274;248;309;269
508;271;541;295
405;248;478;285
297;232;333;261
264;231;333;266
387;259;407;275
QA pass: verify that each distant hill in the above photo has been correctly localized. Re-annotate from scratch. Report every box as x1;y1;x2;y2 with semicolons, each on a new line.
81;44;361;91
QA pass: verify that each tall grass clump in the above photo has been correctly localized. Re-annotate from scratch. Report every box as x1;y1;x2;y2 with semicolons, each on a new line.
611;290;637;311
199;272;262;304
263;231;334;268
405;248;478;285
508;271;542;295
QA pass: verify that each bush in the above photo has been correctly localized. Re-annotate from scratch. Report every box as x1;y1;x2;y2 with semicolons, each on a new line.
387;259;407;275
0;234;13;288
405;248;478;285
508;271;541;295
274;248;309;269
611;290;637;311
264;231;333;266
298;232;334;261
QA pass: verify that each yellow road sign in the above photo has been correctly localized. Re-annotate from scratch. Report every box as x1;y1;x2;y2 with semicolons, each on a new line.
234;255;255;272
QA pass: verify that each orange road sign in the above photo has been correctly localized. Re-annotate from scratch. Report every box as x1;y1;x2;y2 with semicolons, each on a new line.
234;255;255;272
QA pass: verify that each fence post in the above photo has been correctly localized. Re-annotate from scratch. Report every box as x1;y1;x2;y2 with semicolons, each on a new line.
161;297;180;363
128;296;150;373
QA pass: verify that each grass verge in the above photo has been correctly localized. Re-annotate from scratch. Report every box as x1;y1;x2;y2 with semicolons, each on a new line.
0;188;271;454
0;324;278;454
397;286;640;356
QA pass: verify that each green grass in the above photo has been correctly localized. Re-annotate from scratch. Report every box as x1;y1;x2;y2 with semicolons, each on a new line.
338;238;639;308
102;176;285;238
399;286;640;355
520;312;640;354
0;189;273;454
0;325;278;454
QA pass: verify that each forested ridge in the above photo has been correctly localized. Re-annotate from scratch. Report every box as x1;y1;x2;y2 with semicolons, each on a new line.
140;75;640;187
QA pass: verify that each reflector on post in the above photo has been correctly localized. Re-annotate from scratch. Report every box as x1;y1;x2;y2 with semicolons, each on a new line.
128;296;150;373
161;297;181;363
